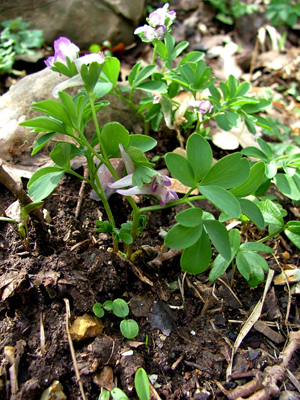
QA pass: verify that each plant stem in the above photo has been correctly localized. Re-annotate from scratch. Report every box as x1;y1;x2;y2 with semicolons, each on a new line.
257;228;283;243
151;42;158;78
139;195;205;214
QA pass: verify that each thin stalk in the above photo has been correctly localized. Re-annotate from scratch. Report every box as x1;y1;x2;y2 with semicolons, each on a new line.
257;228;283;243
87;91;109;162
151;42;158;78
139;195;205;214
126;208;141;259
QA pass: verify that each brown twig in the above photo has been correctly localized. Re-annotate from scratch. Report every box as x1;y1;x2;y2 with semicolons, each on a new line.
64;298;86;400
226;329;300;400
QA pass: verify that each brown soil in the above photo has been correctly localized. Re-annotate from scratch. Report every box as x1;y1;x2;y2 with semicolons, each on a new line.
0;152;300;399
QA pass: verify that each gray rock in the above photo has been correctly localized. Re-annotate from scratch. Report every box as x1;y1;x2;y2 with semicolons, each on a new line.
0;68;143;162
0;0;146;48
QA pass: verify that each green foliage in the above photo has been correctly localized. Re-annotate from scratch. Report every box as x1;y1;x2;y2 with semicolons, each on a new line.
0;17;44;73
242;139;300;201
209;229;274;286
93;298;139;339
99;368;149;400
265;0;300;27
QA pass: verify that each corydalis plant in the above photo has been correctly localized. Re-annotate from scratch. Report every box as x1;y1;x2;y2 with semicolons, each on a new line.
134;3;176;42
18;3;291;288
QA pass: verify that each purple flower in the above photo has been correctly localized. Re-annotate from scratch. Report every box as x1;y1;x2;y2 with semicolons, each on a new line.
134;3;175;43
198;100;213;114
45;37;106;98
45;37;79;67
134;24;166;41
108;146;178;206
148;3;176;27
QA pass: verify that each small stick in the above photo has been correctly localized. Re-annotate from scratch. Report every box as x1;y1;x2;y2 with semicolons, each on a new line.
64;299;86;400
75;166;89;218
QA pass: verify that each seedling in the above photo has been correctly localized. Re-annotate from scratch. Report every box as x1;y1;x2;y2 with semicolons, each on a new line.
93;298;139;339
0;201;44;251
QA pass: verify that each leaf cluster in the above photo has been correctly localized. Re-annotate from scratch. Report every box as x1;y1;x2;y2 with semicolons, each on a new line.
93;299;139;339
0;17;44;73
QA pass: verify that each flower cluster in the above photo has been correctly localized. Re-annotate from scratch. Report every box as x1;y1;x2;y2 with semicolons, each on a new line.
109;145;178;206
134;3;176;42
45;37;105;98
174;94;213;128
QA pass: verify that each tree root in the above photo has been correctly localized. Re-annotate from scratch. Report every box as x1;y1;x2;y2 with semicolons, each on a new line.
226;330;300;400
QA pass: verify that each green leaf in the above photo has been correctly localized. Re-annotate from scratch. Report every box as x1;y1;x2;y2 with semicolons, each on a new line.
285;227;300;250
93;303;105;318
170;41;189;59
119;232;133;244
120;319;139;339
128;135;157;152
241;99;271;113
235;81;251;97
215;114;233;131
28;167;65;201
241;146;271;162
58;91;78;127
128;62;142;86
101;56;120;85
178;51;204;66
164;224;203;249
99;390;110;400
31;99;74;127
181;230;211;274
209;229;241;281
230;162;265;197
236;250;268;283
31;132;58;155
136;80;168;93
135;368;150;400
165;152;195;187
80;61;104;93
224;110;240;127
94;81;113;98
274;173;300;200
112;299;129;318
186;133;212;181
240;242;274;253
135;64;157;85
199;186;241;217
175;208;203;227
101;122;130;157
50;142;72;169
257;138;273;160
258;199;283;228
238;198;265;229
19;116;68;134
200;153;249;189
21;201;44;220
203;219;231;261
111;388;130;400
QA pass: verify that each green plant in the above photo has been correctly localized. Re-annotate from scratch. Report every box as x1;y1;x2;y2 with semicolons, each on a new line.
0;17;44;73
99;367;150;400
265;0;300;27
0;201;44;251
205;0;259;25
93;298;139;339
19;3;300;288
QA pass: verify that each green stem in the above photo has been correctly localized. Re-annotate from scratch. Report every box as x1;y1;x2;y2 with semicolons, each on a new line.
139;195;205;214
126;207;141;259
151;42;158;79
257;228;283;243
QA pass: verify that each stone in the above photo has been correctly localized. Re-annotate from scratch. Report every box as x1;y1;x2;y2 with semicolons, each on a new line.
0;68;144;163
69;314;104;341
0;0;146;48
40;381;67;400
